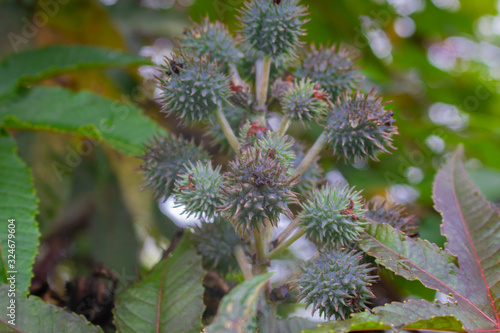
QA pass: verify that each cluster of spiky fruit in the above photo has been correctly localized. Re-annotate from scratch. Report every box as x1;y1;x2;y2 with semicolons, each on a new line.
158;53;231;124
297;249;375;320
218;147;299;231
324;90;397;162
299;184;366;248
139;135;209;200
174;161;223;218
239;0;308;64
365;199;419;236
191;217;244;275
137;0;407;323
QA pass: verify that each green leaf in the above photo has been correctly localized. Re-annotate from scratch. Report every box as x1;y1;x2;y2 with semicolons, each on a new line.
304;300;466;333
274;317;318;333
0;132;39;294
207;273;274;333
433;146;500;329
0;45;151;96
0;86;167;156
113;236;205;333
0;284;103;332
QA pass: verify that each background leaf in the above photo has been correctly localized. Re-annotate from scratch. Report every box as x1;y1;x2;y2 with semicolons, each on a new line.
433;146;500;329
0;132;39;294
0;284;103;332
0;45;151;96
0;86;167;156
113;236;205;333
207;273;274;333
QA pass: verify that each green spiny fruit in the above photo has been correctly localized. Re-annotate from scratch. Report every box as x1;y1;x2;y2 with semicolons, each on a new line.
181;16;241;71
365;199;419;236
238;126;296;170
206;105;246;151
174;161;223;219
238;121;269;149
256;131;296;168
139;135;210;200
238;0;308;64
299;184;365;248
158;52;231;124
270;77;294;101
324;90;397;162
292;142;322;195
297;249;375;320
281;78;328;124
295;43;362;100
218;147;299;231
191;216;244;275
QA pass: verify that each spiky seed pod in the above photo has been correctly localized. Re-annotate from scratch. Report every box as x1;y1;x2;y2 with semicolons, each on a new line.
238;121;269;149
256;131;296;168
299;184;365;248
174;161;224;219
297;249;376;320
191;216;244;275
238;0;308;64
228;81;254;109
365;199;419;236
206;105;246;150
181;16;240;71
271;77;294;101
295;43;362;100
218;147;299;231
158;52;231;124
281;78;328;124
139;135;210;200
324;90;397;162
292;142;322;195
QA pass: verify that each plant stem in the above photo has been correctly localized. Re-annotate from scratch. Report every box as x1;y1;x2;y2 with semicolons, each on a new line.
255;56;271;124
234;245;253;280
273;216;301;248
295;131;328;176
253;228;267;274
229;63;243;86
277;115;291;136
214;107;241;152
267;227;306;260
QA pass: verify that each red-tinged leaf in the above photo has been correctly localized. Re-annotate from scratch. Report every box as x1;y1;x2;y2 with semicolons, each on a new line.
359;222;489;330
434;146;500;330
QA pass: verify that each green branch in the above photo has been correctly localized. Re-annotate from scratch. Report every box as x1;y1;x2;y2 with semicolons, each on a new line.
214;107;241;152
295;131;329;175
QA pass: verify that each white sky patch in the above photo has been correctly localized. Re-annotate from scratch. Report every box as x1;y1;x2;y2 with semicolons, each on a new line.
428;102;469;131
425;135;446;154
394;16;416;38
387;184;420;204
159;196;200;228
406;166;424;184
